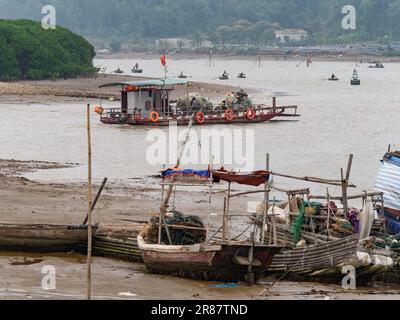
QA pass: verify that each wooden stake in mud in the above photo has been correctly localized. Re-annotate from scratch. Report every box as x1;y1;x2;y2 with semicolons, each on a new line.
341;154;354;214
86;104;93;300
82;177;107;226
261;154;269;244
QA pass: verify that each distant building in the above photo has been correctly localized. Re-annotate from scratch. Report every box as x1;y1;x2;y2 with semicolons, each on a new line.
275;29;308;43
156;38;191;47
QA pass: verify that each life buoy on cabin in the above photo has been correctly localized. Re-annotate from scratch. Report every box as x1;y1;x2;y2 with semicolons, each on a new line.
196;112;205;124
125;85;137;92
150;111;159;123
246;107;255;120
94;106;104;115
225;108;234;121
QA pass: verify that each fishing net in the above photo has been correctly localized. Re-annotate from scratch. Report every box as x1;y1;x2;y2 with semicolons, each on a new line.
291;202;305;245
176;93;213;113
142;211;207;245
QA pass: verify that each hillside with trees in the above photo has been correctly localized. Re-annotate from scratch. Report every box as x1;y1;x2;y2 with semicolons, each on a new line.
1;0;400;46
0;19;96;81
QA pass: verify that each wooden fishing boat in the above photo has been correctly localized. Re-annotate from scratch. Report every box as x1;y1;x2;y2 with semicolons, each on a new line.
138;235;280;281
237;72;246;79
131;64;143;73
266;224;360;275
138;168;283;283
113;68;124;74
96;79;300;126
368;63;384;69
0;223;95;252
178;72;189;79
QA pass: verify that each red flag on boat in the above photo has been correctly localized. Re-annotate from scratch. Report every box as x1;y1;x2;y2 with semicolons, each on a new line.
160;52;166;66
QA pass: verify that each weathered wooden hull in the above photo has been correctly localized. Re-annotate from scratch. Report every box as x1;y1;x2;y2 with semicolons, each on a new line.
138;235;281;282
267;234;360;275
101;112;283;126
0;224;94;252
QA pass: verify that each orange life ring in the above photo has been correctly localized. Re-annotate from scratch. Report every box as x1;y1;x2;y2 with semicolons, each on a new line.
150;111;159;123
125;85;137;92
246;107;255;120
225;108;234;121
196;112;205;124
94;106;104;115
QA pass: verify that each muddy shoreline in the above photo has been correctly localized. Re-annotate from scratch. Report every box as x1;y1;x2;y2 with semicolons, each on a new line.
0;160;400;300
0;74;244;105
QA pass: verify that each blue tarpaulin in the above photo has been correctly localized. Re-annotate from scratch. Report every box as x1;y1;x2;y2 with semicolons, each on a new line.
385;210;400;235
162;169;210;180
375;153;400;212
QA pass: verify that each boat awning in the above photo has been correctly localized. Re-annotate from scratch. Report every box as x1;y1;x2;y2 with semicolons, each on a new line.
162;168;210;180
375;152;400;211
213;169;271;187
99;78;188;88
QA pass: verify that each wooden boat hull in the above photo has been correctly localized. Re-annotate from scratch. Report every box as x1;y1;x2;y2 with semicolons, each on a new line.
121;111;283;126
0;224;94;252
138;235;281;281
267;234;360;275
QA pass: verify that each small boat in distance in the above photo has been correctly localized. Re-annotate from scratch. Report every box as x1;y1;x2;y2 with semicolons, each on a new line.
178;71;189;79
328;73;339;81
238;72;246;79
113;67;124;74
351;69;361;85
368;62;384;69
219;71;229;80
131;63;143;73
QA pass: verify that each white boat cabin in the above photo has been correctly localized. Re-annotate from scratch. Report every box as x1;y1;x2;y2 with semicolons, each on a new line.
99;79;188;117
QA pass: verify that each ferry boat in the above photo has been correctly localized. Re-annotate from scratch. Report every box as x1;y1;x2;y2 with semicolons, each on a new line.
95;78;300;126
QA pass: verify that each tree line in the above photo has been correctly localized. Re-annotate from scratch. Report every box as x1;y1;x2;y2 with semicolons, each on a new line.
0;19;96;81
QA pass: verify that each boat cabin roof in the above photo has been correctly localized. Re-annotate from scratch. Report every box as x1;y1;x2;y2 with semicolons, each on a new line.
99;78;188;89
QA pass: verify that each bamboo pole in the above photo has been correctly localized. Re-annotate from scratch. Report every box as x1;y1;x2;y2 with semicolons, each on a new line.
271;171;356;188
86;104;93;301
160;118;194;245
342;154;354;214
222;197;227;241
326;188;331;237
308;192;383;201
82;177;108;225
261;153;269;243
226;181;231;244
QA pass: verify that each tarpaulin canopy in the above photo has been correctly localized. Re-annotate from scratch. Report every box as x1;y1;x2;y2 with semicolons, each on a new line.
375;152;400;212
212;169;270;187
162;168;210;180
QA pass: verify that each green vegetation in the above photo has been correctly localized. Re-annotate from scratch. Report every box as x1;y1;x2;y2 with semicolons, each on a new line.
0;19;96;81
1;0;400;46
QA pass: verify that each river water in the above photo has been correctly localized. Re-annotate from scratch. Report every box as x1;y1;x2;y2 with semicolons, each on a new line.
1;57;399;196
